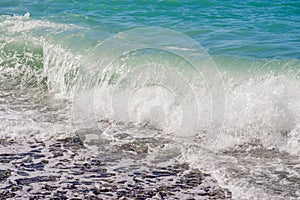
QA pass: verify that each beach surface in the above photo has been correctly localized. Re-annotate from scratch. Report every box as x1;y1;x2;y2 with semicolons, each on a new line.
0;137;231;199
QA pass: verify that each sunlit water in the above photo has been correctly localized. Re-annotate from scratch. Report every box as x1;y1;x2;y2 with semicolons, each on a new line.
0;1;299;199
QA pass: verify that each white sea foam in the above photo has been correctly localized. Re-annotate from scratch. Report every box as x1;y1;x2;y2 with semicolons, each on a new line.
0;15;299;199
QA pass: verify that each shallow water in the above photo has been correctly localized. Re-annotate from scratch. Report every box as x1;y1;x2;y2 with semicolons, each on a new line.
0;1;300;199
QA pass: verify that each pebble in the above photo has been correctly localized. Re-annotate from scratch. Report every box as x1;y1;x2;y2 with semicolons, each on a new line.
0;136;232;199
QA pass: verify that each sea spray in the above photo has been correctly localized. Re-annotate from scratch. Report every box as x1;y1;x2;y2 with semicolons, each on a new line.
0;5;299;198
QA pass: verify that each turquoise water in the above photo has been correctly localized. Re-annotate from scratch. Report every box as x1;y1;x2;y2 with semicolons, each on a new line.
0;1;300;199
1;0;299;58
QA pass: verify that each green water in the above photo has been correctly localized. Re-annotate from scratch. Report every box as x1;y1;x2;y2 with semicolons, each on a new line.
0;1;299;199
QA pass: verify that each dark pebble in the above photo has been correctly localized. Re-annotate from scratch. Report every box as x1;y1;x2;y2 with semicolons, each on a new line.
0;169;11;181
16;171;30;177
15;176;58;185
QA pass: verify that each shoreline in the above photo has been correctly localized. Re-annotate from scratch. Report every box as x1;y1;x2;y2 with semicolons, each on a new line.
0;137;232;199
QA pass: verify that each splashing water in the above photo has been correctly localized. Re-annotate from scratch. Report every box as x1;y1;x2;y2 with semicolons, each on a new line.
0;2;299;198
